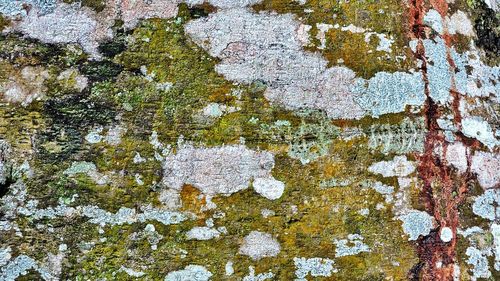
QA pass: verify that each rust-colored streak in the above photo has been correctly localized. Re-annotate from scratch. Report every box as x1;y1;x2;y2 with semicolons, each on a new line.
407;0;476;280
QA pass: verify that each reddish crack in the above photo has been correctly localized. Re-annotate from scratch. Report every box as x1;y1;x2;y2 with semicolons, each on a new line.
407;0;478;280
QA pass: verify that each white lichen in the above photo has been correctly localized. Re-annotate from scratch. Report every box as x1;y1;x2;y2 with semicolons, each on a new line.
368;156;416;177
252;177;285;200
462;117;499;150
333;234;371;258
466;246;492;280
186;226;221;241
491;223;500;271
225;261;234;276
398;210;435;241
10;3;110;58
239;231;281;260
440;227;453;243
185;8;366;120
354;71;425;117
161;144;284;198
446;142;468;173
471;151;500;189
164;265;212;281
472;189;500;221
293;257;337;279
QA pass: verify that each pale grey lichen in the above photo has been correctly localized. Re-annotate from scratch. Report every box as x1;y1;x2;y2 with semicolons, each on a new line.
449;11;474;36
319;178;352;188
225;261;234;276
0;140;11;186
110;0;180;30
158;189;182;210
186;226;221;241
424;9;474;37
130;224;163;250
368;156;416;177
252;177;285;200
81;205;188;226
185;8;366;120
9;3;110;58
164;265;212;281
260;209;275;218
398;210;435;241
471;151;500;189
17;199;77;220
360;180;394;203
472;189;500;221
0;247;11;268
316;23;333;50
0;0;57;17
56;68;88;92
333;234;371;258
85;127;104;144
420;37;467;105
5;1;181;58
423;9;444;35
0;255;38;281
458;227;484;238
0;180;28;219
462;117;499;150
462;49;500;98
200;102;239;119
354;71;425;117
365;32;394;53
239;231;281;260
161;144;284;198
466;246;492;280
446;142;468;173
84;125;125;145
293;257;337;279
63;161;96;175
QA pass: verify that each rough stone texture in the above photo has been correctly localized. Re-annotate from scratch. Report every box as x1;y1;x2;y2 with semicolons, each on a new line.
0;0;498;280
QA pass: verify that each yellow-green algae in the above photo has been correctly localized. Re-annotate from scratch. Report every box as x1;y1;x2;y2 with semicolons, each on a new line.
3;0;497;280
0;10;420;279
253;0;416;78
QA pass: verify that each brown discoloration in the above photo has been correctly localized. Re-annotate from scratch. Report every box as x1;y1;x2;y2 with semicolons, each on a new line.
180;184;207;216
407;0;478;280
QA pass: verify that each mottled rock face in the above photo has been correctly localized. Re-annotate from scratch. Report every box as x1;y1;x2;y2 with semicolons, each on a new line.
0;0;499;280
